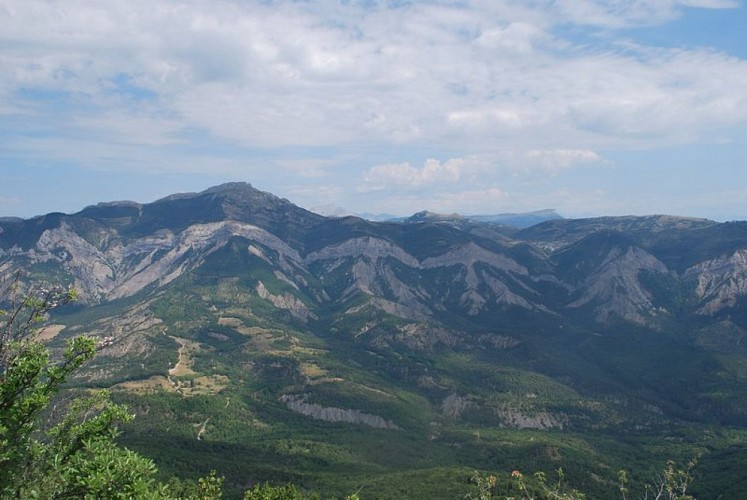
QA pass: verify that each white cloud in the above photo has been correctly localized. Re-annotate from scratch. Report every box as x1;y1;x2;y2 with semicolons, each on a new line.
474;22;545;54
360;149;603;192
678;0;739;8
1;0;746;221
361;157;482;191
2;0;746;154
524;149;603;174
550;0;740;28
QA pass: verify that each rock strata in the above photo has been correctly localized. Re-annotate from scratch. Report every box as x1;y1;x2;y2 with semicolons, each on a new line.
280;394;400;430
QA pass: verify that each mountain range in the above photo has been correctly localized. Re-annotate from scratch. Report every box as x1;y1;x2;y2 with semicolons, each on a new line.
384;208;563;228
2;182;747;498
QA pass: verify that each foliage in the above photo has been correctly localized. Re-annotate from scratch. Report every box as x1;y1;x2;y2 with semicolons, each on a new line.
467;458;700;500
243;482;304;500
168;471;225;500
0;274;191;498
640;456;699;500
467;468;585;500
198;470;226;499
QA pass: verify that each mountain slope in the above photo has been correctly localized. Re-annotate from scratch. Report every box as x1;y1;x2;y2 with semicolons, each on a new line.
3;183;747;498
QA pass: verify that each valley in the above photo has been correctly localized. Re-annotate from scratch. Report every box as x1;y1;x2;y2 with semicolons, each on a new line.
3;182;747;498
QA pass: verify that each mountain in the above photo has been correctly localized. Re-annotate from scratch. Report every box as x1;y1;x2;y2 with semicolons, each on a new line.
467;209;563;228
384;208;563;228
2;182;747;498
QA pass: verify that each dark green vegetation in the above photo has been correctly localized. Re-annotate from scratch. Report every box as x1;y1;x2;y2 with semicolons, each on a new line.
3;183;747;498
0;279;166;497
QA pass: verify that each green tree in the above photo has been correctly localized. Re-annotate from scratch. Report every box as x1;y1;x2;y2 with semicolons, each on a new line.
168;470;224;499
0;275;171;498
242;482;305;500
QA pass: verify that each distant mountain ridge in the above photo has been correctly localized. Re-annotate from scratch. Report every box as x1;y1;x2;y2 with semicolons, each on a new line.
464;209;564;228
382;208;563;228
2;181;747;498
3;182;743;329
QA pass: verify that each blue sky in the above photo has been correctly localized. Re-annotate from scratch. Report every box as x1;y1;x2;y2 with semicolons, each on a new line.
1;0;746;221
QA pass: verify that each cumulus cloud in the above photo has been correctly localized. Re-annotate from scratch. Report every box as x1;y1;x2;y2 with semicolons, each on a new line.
1;0;746;219
361;157;475;191
360;149;603;192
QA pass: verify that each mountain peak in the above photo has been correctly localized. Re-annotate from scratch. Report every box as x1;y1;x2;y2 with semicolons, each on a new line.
149;183;258;203
204;181;257;195
405;211;465;223
76;200;142;219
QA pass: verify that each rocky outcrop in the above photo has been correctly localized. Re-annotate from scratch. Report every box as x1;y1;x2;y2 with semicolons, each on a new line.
567;247;671;325
495;407;565;430
476;334;521;349
687;250;747;315
392;323;461;350
359;322;462;350
256;281;316;322
279;394;400;430
441;393;473;419
305;237;418;267
421;242;526;275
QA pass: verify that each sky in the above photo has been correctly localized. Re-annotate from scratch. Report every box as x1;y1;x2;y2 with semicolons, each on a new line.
1;0;747;221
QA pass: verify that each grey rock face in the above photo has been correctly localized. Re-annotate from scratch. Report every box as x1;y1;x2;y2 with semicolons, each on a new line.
495;407;565;430
280;394;400;430
305;236;418;267
441;393;473;419
568;247;671;325
687;249;747;314
21;221;301;303
256;281;316;322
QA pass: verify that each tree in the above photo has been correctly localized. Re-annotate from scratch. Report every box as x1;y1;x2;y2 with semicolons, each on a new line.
243;482;305;500
641;457;699;500
0;274;170;498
